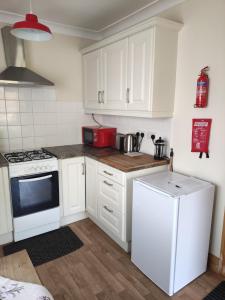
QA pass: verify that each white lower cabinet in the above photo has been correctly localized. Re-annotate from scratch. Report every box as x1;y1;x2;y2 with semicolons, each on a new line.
60;157;86;225
0;167;13;245
86;157;98;218
85;157;168;251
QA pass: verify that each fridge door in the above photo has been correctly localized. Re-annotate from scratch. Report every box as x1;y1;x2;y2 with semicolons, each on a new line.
131;180;179;296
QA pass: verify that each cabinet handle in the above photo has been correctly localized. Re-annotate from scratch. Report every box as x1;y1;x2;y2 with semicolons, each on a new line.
126;88;130;104
103;170;113;176
82;163;85;175
101;90;104;103
104;205;113;214
103;180;113;187
98;91;101;103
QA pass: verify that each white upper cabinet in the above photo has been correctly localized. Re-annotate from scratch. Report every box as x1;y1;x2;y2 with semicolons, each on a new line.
127;29;152;111
102;39;128;110
83;49;102;109
82;17;182;118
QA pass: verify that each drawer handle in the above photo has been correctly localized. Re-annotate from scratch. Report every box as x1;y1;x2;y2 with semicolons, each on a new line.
103;170;113;176
104;205;113;214
103;180;113;187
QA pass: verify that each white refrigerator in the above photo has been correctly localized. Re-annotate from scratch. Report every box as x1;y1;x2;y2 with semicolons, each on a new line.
131;171;214;296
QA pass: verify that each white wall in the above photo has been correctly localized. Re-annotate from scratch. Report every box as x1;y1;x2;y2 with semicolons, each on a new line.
161;0;225;257
100;115;172;156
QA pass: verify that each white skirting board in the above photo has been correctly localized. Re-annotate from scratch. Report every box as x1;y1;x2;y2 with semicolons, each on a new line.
60;211;88;226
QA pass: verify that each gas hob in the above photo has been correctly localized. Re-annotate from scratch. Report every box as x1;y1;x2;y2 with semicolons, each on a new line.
4;149;54;163
3;149;58;178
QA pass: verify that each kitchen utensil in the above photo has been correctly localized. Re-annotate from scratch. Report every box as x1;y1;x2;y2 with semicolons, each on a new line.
151;135;166;160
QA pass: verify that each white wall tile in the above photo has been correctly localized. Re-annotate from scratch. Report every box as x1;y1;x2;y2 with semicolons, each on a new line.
7;113;21;125
0;101;6;113
34;136;47;148
20;101;33;113
22;137;35;150
19;88;32;101
20;113;33;125
6;100;20;113
32;87;56;101
8;126;22;138
0;126;8;139
0;87;4;100
9;138;22;151
0;113;7;125
0;139;9;152
34;125;56;136
21;125;34;137
33;113;57;125
5;87;18;100
32;101;46;113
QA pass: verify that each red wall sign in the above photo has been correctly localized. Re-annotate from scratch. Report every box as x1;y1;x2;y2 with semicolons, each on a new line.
191;118;212;158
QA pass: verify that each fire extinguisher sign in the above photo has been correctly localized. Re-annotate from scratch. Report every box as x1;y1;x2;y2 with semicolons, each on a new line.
191;118;212;158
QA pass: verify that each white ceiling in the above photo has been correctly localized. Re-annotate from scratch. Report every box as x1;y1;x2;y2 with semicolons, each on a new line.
0;0;159;31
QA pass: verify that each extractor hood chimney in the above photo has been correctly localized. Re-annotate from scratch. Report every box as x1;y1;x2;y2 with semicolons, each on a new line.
0;26;54;87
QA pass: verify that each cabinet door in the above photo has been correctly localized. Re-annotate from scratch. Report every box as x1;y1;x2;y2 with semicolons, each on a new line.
86;157;97;218
102;39;128;110
83;49;102;109
61;157;85;216
127;29;153;111
0;167;12;235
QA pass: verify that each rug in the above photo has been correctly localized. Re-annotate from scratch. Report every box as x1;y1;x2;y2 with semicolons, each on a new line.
3;226;83;266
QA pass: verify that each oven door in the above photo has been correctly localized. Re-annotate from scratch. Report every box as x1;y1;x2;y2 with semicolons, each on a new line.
83;128;94;145
11;171;59;217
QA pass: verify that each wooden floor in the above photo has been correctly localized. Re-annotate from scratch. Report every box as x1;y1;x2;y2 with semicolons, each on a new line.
0;219;224;299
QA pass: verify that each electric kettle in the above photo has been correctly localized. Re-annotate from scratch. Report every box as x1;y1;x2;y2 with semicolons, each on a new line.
123;134;137;153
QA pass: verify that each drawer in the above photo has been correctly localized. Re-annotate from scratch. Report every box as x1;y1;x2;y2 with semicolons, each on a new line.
98;175;125;214
98;195;123;240
98;162;125;186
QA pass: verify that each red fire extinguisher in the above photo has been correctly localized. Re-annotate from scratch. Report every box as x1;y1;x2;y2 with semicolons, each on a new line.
195;66;209;108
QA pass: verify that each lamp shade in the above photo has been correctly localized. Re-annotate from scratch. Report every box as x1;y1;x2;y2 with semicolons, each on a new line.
11;13;52;41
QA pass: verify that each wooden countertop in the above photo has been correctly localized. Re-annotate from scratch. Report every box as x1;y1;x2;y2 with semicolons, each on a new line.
98;153;168;172
44;144;169;173
0;250;41;284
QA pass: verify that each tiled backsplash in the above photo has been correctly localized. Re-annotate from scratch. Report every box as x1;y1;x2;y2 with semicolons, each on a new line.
0;86;94;152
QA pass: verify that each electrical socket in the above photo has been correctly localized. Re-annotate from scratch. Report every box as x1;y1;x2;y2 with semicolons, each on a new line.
146;131;155;140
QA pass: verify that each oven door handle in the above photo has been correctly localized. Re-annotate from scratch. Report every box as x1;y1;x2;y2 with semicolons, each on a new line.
19;175;53;183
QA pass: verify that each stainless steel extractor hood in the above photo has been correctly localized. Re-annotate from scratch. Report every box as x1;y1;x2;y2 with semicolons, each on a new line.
0;26;54;87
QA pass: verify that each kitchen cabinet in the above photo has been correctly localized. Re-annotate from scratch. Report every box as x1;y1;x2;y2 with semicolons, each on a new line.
86;157;168;251
82;17;182;118
102;39;128;110
83;49;102;109
0;167;13;245
85;157;98;218
60;157;86;224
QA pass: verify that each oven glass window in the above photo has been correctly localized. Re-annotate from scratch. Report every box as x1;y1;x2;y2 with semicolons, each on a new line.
19;175;52;208
11;171;59;217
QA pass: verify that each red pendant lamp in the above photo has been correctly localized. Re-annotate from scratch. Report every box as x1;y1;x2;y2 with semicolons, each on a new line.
11;0;52;42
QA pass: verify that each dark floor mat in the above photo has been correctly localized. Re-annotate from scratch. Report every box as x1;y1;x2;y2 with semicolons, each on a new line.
203;281;225;300
3;226;83;266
